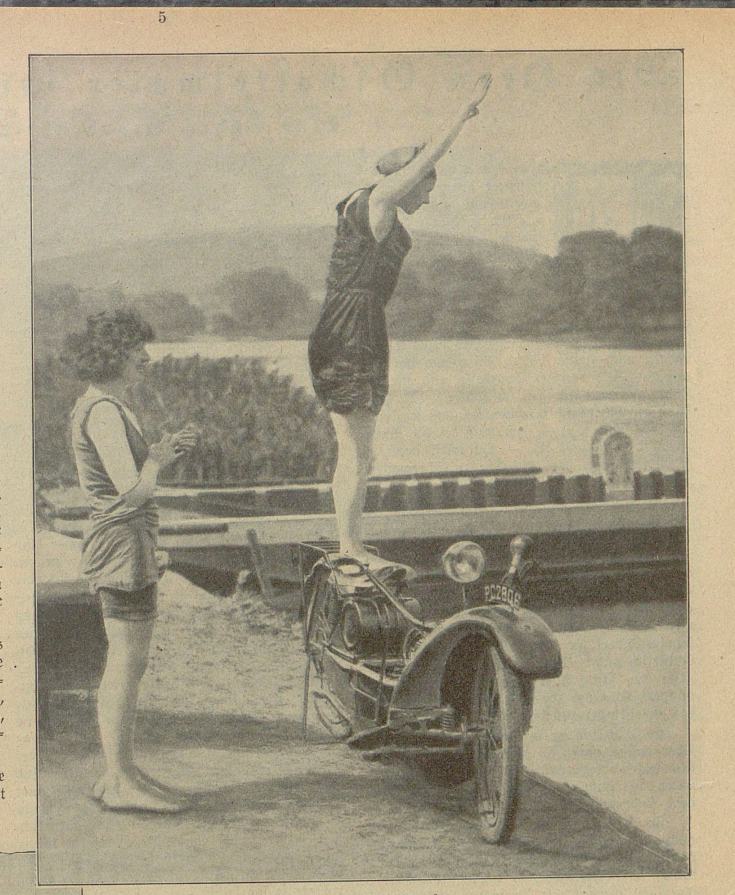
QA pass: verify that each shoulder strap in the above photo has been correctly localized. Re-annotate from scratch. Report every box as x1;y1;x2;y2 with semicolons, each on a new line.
338;185;378;215
338;187;375;238
336;188;362;215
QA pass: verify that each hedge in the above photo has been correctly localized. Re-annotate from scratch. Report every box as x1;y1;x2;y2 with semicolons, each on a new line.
34;354;337;489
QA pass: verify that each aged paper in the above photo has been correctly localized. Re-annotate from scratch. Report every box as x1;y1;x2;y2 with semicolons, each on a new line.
1;7;733;894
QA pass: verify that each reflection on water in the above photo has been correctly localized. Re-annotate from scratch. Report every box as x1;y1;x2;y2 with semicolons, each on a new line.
149;339;686;476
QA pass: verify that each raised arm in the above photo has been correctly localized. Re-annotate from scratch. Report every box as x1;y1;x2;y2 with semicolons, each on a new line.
369;73;492;238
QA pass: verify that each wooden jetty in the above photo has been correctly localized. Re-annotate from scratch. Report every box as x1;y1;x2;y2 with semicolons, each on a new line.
44;422;685;598
44;464;686;601
36;426;687;704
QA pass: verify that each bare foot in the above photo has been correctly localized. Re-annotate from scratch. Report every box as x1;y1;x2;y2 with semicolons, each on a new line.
346;552;398;571
337;552;417;584
93;774;185;813
339;545;378;567
342;552;376;567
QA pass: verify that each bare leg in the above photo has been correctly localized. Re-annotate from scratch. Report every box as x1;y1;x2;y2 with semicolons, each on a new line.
330;410;376;562
117;646;191;803
94;617;182;812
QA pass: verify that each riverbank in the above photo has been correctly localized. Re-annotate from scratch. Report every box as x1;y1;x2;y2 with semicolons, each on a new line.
38;570;687;883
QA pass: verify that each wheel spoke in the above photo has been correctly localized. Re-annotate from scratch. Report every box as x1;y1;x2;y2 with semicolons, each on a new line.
489;671;498;712
472;645;524;843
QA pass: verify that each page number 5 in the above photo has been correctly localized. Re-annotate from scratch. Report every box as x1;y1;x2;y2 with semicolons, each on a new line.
159;10;166;22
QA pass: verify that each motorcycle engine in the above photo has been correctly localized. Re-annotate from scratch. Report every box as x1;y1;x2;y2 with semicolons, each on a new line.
341;594;423;656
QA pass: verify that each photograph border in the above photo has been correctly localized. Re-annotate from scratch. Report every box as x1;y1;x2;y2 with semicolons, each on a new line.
28;45;690;887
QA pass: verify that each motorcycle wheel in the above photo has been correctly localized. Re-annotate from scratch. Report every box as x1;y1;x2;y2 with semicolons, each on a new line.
312;688;353;741
471;644;524;844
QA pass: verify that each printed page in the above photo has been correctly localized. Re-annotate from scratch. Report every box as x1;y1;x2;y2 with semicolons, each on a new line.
0;7;732;895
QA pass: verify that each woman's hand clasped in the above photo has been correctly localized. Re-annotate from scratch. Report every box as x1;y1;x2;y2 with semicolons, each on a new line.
173;425;199;458
148;435;179;469
149;426;199;469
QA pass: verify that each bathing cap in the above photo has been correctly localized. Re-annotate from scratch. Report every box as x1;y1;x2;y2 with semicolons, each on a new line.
376;144;425;176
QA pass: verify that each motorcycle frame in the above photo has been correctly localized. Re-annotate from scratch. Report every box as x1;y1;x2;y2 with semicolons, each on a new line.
298;539;562;758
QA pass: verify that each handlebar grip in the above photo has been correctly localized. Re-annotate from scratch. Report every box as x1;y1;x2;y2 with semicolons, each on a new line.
508;535;533;576
499;535;535;593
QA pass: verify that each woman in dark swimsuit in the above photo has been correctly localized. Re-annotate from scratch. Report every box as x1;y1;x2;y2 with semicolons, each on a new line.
309;73;493;564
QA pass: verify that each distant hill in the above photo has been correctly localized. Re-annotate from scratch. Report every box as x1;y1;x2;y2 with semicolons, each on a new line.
32;224;683;349
33;225;541;303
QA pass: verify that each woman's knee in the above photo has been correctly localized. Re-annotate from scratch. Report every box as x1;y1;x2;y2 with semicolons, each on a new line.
331;409;376;475
104;618;153;676
105;644;149;680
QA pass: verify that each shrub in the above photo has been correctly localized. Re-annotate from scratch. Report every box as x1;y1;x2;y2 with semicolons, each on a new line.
33;355;83;488
34;354;336;488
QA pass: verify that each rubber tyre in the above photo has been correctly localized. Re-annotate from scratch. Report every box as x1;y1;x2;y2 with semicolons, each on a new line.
312;689;353;741
471;644;524;844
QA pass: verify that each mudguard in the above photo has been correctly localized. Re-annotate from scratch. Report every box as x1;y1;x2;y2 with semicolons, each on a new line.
388;605;562;716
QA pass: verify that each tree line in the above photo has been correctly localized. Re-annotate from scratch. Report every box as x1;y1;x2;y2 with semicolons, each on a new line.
33;225;682;489
34;225;683;357
387;225;683;346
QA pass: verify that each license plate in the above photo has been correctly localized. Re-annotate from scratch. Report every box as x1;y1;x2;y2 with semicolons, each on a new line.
483;582;523;610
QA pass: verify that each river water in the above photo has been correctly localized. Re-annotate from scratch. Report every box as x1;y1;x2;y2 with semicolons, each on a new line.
148;339;686;477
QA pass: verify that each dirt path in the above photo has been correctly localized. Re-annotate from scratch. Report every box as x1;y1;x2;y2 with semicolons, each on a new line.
37;572;687;885
39;723;684;885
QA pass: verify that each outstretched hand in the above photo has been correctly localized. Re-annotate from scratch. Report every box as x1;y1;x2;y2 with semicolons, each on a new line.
464;72;492;120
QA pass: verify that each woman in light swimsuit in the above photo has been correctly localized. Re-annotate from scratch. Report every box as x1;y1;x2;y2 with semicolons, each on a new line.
308;73;493;564
65;309;197;812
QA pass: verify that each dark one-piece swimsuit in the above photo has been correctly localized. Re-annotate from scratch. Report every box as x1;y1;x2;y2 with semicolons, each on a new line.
308;186;412;415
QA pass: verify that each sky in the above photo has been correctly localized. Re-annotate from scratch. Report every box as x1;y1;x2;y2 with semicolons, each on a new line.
30;51;683;258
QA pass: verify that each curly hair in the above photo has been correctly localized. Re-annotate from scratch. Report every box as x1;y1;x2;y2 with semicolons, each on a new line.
62;308;155;384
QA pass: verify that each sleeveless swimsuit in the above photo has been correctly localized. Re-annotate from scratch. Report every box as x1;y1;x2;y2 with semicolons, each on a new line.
70;393;159;593
308;187;412;415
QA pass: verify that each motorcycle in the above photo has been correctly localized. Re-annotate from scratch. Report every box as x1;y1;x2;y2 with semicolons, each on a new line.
299;534;562;844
